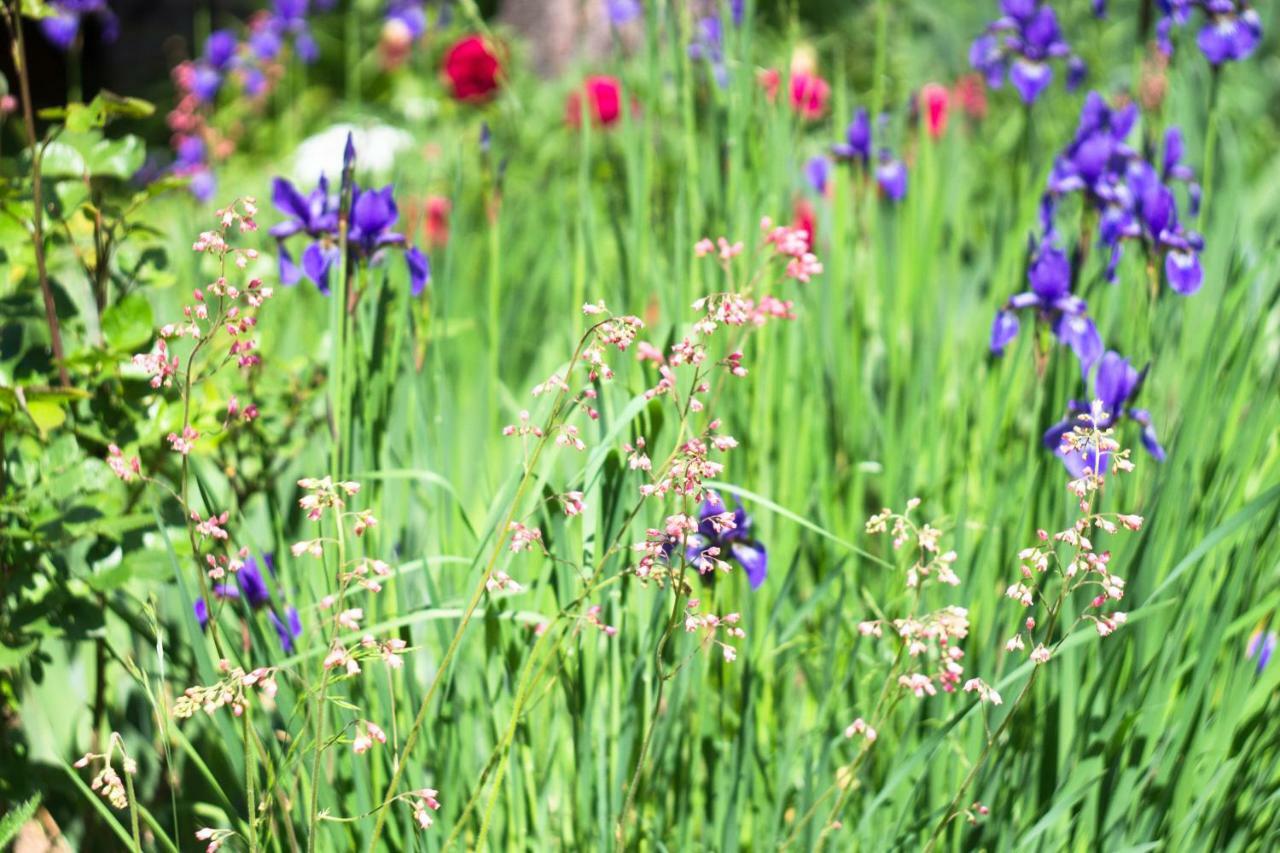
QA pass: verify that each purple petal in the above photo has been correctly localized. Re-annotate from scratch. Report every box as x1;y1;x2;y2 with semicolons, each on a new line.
1055;314;1102;377
302;242;339;294
39;13;80;50
405;246;430;296
1165;249;1202;295
271;177;312;224
730;541;768;589
278;241;302;285
1010;58;1053;104
990;310;1020;355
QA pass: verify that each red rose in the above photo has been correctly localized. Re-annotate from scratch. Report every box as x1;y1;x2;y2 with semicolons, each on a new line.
443;35;501;102
566;75;624;129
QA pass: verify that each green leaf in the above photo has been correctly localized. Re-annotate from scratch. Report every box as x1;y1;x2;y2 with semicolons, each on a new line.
0;639;39;671
38;141;88;179
81;135;146;180
24;399;66;436
96;92;156;122
101;292;154;352
19;0;54;20
0;794;41;847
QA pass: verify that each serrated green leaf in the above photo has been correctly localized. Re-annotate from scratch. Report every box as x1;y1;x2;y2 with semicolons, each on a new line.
0;794;41;846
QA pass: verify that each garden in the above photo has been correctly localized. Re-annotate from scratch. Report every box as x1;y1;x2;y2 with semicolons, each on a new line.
1;0;1279;849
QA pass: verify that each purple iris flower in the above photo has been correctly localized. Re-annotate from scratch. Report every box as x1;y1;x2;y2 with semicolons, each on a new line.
832;109;872;164
250;26;284;62
1043;350;1165;476
193;583;239;631
805;156;831;195
684;491;768;590
605;0;641;25
350;186;403;255
40;13;81;50
271;606;304;653
237;556;271;609
270;175;340;291
1092;0;1107;17
990;241;1102;374
188;170;217;203
39;0;117;51
1043;93;1203;293
1247;630;1277;674
1066;56;1087;91
191;65;223;104
386;0;426;38
204;30;239;70
831;109;908;203
1157;2;1262;66
268;0;320;64
1128;160;1204;294
688;15;728;87
271;138;429;296
970;0;1081;104
875;153;908;202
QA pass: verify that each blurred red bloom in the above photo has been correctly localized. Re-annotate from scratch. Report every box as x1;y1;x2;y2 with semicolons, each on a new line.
758;69;830;121
443;35;501;102
952;73;987;121
919;82;950;139
424;196;451;249
566;76;624;129
758;68;781;100
792;197;816;251
789;73;830;120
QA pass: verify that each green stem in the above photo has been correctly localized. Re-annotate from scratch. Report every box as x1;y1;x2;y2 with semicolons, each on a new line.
5;8;70;387
306;515;348;851
614;582;688;850
1199;67;1222;228
243;711;259;852
123;763;142;852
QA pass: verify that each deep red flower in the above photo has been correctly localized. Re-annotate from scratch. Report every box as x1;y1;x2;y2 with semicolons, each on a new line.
442;35;501;102
919;82;950;139
566;76;624;129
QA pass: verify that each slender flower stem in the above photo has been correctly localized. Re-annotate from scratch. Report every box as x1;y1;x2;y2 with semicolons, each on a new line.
922;560;1076;851
367;325;606;850
1199;66;1222;228
243;709;259;852
123;760;142;852
4;7;70;387
615;577;689;850
306;512;348;851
